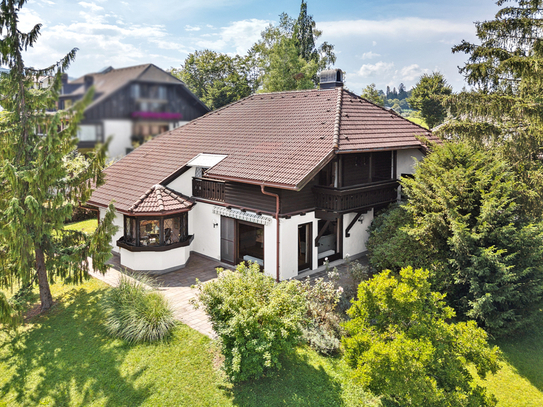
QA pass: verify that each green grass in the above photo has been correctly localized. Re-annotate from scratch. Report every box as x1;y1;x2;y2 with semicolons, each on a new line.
64;218;98;234
3;279;541;406
405;116;429;129
478;311;543;406
0;280;380;407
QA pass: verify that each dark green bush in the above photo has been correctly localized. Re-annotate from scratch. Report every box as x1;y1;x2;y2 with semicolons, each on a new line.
192;262;305;382
102;274;175;343
366;142;543;336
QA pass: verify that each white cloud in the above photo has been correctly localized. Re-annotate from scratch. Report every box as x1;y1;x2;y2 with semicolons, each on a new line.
357;61;394;78
372;41;377;46
19;8;43;31
397;64;429;82
196;18;271;55
318;17;472;38
78;2;104;12
361;51;380;60
185;25;201;32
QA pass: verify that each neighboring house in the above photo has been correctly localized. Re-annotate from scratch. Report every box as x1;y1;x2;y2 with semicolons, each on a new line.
88;69;439;281
59;64;209;158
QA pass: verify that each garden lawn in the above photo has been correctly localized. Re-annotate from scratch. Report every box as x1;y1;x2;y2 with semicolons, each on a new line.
64;218;98;234
406;116;428;129
0;279;380;407
479;311;543;407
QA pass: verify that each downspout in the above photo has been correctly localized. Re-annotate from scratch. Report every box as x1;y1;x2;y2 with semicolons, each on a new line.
261;185;280;282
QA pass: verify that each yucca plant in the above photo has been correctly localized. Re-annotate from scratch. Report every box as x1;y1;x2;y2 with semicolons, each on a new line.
102;273;175;343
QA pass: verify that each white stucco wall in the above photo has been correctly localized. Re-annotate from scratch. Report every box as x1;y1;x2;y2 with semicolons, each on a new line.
166;166;196;197
279;213;318;280
342;209;374;258
397;148;424;176
262;216;277;280
119;245;191;271
191;202;221;260
100;207;124;253
103;119;133;160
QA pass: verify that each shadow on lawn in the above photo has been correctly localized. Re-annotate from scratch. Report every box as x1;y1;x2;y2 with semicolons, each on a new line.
494;313;543;392
0;287;151;406
226;351;346;407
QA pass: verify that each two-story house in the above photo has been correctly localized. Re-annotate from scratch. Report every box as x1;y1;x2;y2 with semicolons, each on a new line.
88;69;439;280
59;64;209;158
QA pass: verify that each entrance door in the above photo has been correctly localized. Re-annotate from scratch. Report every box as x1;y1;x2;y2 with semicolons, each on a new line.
220;216;235;264
298;223;312;272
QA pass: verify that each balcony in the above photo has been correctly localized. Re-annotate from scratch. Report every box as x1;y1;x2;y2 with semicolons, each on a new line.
313;180;399;213
192;177;225;202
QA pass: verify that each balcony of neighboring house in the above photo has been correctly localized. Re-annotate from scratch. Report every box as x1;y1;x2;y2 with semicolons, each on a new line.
313;180;399;213
192;177;225;202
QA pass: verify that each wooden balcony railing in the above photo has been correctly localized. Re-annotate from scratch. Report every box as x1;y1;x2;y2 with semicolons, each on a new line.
313;180;399;212
192;177;225;202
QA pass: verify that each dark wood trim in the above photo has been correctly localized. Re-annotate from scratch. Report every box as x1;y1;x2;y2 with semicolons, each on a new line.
315;220;331;247
160;165;191;186
117;235;193;252
345;212;363;238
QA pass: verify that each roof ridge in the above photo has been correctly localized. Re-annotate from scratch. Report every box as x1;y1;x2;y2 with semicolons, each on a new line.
333;86;343;150
129;184;156;212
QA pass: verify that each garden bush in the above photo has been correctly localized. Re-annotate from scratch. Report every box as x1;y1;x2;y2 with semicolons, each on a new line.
343;266;501;407
298;267;344;355
192;262;305;382
102;273;175;343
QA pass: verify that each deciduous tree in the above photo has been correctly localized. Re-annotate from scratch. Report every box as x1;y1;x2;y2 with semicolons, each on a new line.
0;0;116;323
361;83;385;106
343;267;500;407
171;50;253;110
407;72;452;128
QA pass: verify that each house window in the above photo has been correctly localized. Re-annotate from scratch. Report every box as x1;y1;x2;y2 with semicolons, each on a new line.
77;124;102;142
123;213;189;248
64;99;72;109
131;84;140;99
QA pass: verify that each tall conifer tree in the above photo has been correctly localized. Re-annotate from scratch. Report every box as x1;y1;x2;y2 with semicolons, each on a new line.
438;0;543;217
0;0;116;323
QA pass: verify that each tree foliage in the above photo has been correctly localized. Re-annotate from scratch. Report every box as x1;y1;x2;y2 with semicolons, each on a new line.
343;267;501;407
361;83;385;107
407;72;452;128
192;262;305;382
437;0;543;216
250;1;336;93
171;50;254;110
0;0;116;319
367;142;543;336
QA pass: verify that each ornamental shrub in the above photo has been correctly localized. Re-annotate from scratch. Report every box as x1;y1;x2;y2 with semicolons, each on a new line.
343;267;501;407
192;262;305;382
102;273;175;343
298;268;344;355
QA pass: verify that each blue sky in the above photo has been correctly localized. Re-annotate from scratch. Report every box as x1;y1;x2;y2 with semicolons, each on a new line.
20;0;499;93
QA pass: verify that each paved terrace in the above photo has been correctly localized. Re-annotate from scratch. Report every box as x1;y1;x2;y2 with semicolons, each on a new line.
90;252;367;338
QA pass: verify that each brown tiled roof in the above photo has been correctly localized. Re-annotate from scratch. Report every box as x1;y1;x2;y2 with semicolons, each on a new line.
338;90;435;151
65;64;207;111
127;184;194;215
89;87;438;212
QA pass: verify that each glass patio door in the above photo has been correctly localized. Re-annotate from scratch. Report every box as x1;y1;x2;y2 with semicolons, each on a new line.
220;216;235;264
